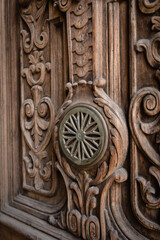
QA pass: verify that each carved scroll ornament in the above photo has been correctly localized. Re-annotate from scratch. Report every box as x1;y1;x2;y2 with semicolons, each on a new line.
129;1;160;232
46;0;129;239
139;0;160;14
129;87;160;231
20;0;55;195
19;0;129;239
49;80;128;240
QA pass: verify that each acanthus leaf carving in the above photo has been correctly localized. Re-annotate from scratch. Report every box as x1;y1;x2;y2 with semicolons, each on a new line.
137;166;160;209
130;2;160;232
23;150;52;191
20;0;48;53
93;85;128;172
21;85;55;153
49;80;128;240
20;0;55;195
129;86;160;230
136;15;160;75
47;0;129;237
136;31;160;69
22;50;51;87
152;16;160;31
129;87;160;167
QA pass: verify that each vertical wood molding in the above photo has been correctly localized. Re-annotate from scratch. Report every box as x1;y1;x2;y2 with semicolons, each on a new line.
0;0;8;209
108;1;121;105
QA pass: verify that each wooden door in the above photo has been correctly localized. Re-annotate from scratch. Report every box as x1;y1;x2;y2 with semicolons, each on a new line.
0;0;160;239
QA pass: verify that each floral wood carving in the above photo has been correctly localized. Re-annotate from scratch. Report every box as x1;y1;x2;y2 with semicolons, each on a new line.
49;80;128;240
129;2;160;231
137;166;160;209
129;87;160;231
20;85;54;153
136;14;160;80
20;0;55;195
20;0;48;53
47;1;129;239
23;150;52;191
21;51;51;87
130;87;160;167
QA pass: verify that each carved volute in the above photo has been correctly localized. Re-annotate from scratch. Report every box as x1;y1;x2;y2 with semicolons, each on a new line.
47;1;129;239
1;0;160;240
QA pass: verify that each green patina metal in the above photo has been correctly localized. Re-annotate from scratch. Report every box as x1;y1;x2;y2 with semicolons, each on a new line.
59;105;108;166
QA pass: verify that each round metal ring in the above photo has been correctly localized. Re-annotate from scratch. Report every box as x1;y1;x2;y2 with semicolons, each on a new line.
59;105;108;166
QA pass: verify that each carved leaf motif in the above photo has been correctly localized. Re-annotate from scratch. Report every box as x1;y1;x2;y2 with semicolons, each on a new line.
21;0;48;53
93;86;128;175
51;78;128;239
20;0;55;195
152;16;160;31
23;151;52;190
52;161;101;239
91;161;108;185
129;87;160;167
136;32;160;68
22;51;51;87
67;0;93;82
137;166;160;208
54;83;73;126
21;85;55;153
136;15;160;70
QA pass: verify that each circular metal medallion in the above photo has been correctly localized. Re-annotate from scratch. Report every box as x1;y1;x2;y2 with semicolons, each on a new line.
59;105;108;166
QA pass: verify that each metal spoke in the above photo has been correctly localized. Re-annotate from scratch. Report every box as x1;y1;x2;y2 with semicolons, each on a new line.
81;141;90;159
70;140;78;155
64;124;76;135
81;113;89;130
84;136;100;141
69;115;78;132
84;139;97;152
60;107;105;165
65;136;76;146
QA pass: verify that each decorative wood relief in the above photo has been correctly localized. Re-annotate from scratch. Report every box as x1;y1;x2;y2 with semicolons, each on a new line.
3;0;158;240
129;0;160;234
8;0;160;239
20;0;55;195
136;15;160;73
62;0;93;82
49;80;128;240
47;1;129;239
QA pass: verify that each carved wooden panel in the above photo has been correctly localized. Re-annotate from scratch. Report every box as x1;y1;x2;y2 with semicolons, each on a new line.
129;1;160;238
0;0;160;240
20;0;55;196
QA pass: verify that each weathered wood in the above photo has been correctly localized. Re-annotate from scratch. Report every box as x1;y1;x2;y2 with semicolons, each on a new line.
0;0;160;239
